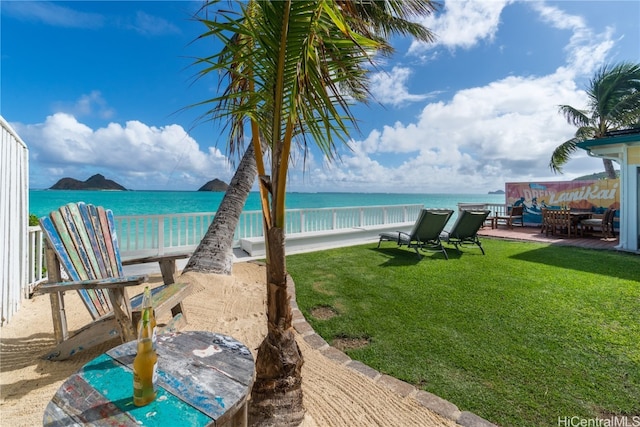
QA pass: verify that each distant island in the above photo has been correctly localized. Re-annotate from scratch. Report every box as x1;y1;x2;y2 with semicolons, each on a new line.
50;174;127;190
198;179;229;192
488;189;505;195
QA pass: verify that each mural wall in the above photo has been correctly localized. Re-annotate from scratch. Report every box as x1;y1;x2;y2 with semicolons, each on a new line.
505;179;620;225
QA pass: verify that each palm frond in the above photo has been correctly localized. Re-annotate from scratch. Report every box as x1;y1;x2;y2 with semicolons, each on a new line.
558;105;590;128
552;61;640;173
549;137;581;174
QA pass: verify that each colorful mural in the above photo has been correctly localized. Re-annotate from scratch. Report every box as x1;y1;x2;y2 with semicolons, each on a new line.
505;179;620;225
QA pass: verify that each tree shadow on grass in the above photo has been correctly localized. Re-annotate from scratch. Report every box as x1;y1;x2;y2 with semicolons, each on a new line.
509;246;640;282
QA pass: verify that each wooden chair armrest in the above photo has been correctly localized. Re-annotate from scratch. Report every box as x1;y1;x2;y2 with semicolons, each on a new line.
122;253;191;266
34;275;148;295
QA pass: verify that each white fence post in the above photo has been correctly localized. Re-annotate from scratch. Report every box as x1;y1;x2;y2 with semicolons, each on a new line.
158;216;165;255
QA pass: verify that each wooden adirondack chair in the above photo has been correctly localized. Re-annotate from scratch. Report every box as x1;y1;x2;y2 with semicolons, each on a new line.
37;202;192;361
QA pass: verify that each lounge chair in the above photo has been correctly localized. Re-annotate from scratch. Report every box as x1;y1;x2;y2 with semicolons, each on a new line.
377;209;454;259
36;202;192;360
440;209;491;255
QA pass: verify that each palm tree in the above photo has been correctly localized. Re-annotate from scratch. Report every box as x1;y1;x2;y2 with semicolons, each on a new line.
193;1;383;424
183;143;259;275
184;0;438;276
551;62;640;178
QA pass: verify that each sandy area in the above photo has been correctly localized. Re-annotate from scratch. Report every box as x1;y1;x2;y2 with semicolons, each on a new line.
0;262;458;426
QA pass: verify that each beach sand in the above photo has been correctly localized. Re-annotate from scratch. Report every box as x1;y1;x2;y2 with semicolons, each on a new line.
0;262;459;427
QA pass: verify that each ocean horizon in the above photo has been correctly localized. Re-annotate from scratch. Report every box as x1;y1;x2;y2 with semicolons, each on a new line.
29;189;506;218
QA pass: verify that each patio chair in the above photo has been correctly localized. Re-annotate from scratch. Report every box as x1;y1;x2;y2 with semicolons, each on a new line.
608;209;617;237
579;208;615;238
540;207;551;235
440;209;491;255
36;202;192;360
377;209;454;259
494;205;524;229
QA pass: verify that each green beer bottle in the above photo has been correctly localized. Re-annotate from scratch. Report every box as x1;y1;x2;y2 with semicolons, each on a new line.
132;305;158;407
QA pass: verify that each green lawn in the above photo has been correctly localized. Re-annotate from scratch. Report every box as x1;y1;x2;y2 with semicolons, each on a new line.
286;238;640;427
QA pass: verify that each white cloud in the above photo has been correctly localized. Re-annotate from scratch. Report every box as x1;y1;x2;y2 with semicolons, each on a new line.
130;11;181;36
369;67;434;107
530;2;616;77
2;2;180;37
409;0;513;54
16;113;232;190
303;70;603;193
2;1;104;28
53;91;115;120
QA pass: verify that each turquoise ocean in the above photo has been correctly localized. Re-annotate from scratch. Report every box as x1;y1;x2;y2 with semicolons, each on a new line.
29;190;505;218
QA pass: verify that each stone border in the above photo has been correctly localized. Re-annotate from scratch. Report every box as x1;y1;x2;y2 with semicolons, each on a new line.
286;273;498;427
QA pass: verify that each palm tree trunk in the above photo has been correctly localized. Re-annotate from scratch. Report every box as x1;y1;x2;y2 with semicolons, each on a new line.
248;226;305;426
182;144;258;275
603;158;617;179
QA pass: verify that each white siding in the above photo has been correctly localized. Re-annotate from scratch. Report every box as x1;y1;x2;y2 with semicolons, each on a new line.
1;116;29;326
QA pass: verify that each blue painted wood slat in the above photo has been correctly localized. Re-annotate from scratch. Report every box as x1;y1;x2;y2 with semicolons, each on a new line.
41;213;98;318
68;203;110;317
77;203;112;315
106;208;125;277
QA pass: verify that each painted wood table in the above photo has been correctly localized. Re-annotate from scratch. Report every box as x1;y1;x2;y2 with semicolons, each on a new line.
43;331;255;427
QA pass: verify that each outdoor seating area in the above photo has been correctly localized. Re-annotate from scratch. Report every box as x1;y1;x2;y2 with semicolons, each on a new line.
539;207;618;240
477;221;619;250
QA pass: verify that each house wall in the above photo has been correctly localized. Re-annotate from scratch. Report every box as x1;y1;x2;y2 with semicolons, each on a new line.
577;135;640;253
615;143;639;252
0;116;29;326
621;147;639;251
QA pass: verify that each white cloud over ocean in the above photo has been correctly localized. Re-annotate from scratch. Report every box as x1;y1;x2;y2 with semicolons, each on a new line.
15;113;231;190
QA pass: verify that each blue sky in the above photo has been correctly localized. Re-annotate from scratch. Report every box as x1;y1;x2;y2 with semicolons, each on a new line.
2;1;639;193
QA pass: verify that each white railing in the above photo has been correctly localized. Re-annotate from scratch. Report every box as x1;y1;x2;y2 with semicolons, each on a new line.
458;202;507;217
25;202;511;296
27;226;47;293
114;204;424;257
